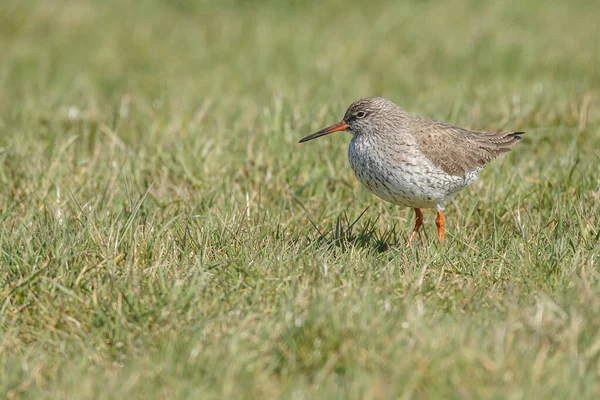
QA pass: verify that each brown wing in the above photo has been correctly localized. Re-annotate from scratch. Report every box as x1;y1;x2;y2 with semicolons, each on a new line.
414;119;523;176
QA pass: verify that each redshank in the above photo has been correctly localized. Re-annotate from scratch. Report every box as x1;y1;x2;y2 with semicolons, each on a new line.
299;97;523;245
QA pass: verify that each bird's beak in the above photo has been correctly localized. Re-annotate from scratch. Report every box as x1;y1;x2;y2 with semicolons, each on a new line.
298;120;349;143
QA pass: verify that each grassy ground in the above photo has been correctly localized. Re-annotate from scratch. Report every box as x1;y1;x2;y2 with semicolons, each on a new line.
1;0;600;398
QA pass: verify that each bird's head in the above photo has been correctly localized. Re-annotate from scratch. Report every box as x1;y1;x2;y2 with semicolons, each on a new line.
299;97;400;143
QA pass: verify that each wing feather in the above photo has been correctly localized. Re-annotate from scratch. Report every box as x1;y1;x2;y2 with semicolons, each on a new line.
414;119;523;176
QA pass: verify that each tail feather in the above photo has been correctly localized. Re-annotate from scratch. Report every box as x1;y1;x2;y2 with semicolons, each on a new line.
511;131;525;140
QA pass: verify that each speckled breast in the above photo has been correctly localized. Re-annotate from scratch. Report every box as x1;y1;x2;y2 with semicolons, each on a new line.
347;136;480;209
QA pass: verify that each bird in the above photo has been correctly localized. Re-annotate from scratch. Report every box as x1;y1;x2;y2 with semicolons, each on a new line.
299;97;523;245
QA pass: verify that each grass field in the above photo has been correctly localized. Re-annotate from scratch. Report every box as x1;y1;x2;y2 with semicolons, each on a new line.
1;0;600;398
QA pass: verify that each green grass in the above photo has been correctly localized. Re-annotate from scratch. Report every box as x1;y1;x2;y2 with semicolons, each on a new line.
1;0;600;398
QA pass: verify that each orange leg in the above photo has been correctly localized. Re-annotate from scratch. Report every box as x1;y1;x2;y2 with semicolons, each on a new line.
407;208;423;246
436;210;445;244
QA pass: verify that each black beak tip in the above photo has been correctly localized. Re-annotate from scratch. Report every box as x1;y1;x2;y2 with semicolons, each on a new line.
298;134;317;143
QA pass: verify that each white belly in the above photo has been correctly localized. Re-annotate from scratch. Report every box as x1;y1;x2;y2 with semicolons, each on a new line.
347;139;481;209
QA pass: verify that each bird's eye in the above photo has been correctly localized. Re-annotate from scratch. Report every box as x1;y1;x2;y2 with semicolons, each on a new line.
356;111;367;118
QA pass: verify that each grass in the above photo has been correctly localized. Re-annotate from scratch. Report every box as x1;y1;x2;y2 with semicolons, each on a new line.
1;0;600;398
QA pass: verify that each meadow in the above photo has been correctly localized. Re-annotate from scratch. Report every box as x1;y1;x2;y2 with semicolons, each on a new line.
1;0;600;398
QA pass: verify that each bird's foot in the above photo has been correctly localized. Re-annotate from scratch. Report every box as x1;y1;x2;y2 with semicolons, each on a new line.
436;210;445;244
406;208;424;246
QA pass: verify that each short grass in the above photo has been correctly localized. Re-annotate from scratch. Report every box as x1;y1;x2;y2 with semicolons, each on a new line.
1;0;600;398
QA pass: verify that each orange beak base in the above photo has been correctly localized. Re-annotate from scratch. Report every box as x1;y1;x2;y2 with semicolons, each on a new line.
298;121;349;143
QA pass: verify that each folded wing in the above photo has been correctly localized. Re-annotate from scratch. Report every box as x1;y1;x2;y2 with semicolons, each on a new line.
415;119;523;176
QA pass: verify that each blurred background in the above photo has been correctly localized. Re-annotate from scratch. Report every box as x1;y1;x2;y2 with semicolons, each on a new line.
2;0;598;133
1;0;600;398
2;0;598;209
